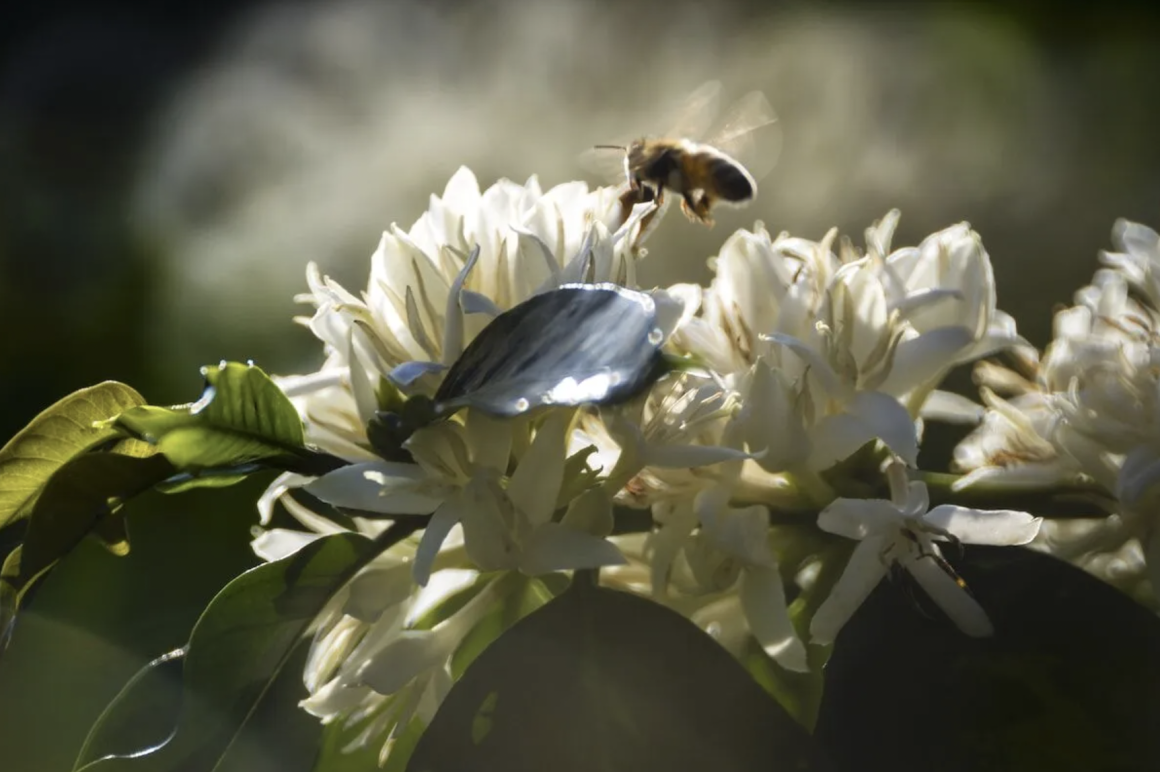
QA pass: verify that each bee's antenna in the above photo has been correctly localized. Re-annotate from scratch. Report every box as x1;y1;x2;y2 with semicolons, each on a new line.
594;144;627;152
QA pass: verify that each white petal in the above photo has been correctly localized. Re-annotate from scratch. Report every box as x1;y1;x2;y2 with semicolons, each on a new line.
648;288;685;342
463;409;512;474
809;536;889;645
520;523;626;575
348;330;380;430
765;333;842;397
460;290;502;317
459;478;520;572
257;472;313;525
647;501;698;597
923;505;1041;546
413;499;463;586
1116;447;1160;507
809;391;918;469
642;442;754;469
345;562;414;622
817;499;902;539
919;390;985;424
507;410;570;525
905;555;994;637
739;565;808;672
251;528;324;562
441;245;481;366
849;391;920;466
307;462;443;515
300;679;374;721
745;359;811;471
879;326;974;396
357;631;445;696
950;463;1075;492
705;505;773;566
561;487;614;536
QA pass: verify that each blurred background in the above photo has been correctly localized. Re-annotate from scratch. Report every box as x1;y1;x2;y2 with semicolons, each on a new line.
2;0;1160;768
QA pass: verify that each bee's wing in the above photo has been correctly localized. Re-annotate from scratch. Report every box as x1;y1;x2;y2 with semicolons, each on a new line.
704;90;782;183
578;80;723;183
664;80;723;142
578;143;631;184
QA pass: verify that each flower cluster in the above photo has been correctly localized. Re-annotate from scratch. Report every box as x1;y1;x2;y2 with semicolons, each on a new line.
255;167;1053;762
954;220;1160;605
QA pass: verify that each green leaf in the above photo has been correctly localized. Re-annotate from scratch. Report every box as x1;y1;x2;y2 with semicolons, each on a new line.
449;574;561;680
815;545;1160;771
312;716;426;772
19;453;177;583
0;452;177;652
0;382;144;528
74;532;378;772
74;648;186;767
112;363;307;472
408;581;825;772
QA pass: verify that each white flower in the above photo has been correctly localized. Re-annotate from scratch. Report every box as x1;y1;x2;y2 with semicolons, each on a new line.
299;563;501;764
674;212;1022;476
810;461;1041;645
952;219;1160;603
580;373;759;507
596;412;807;672
276;166;658;464
301;408;625;586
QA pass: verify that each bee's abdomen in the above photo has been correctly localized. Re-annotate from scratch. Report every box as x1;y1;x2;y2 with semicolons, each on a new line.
708;155;756;202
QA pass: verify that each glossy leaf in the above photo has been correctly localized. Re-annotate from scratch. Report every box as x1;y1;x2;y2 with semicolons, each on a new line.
20;453;176;583
112;363;327;475
815;545;1160;771
0;452;176;651
312;717;425;772
74;649;187;769
434;285;672;418
0;382;144;528
408;580;824;771
75;532;377;772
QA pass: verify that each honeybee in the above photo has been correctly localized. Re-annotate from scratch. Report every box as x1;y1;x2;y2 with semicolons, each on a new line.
588;81;780;227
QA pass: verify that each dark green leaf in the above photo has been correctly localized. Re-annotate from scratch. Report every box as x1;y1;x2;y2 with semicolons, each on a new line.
448;574;560;680
112;362;308;472
408;581;825;772
20;453;176;583
312;717;425;772
74;648;187;768
815;545;1160;772
74;532;378;772
0;382;144;528
434;285;672;418
0;452;176;651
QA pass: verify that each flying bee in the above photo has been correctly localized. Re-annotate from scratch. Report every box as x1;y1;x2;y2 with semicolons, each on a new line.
586;81;781;228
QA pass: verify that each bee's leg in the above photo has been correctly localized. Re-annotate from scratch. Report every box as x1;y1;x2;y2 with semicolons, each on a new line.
686;191;715;227
680;190;700;222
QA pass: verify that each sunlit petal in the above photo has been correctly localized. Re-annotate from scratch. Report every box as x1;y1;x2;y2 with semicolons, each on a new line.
413;498;463;586
905;556;994;637
507;409;570;524
520;523;626;575
307;462;443;514
739;565;808;672
251;528;325;562
809;536;889;645
923;505;1041;545
817;499;902;539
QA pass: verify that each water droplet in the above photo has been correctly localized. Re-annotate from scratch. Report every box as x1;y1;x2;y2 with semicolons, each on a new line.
513;397;530;413
705;621;722;639
648;327;664;345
